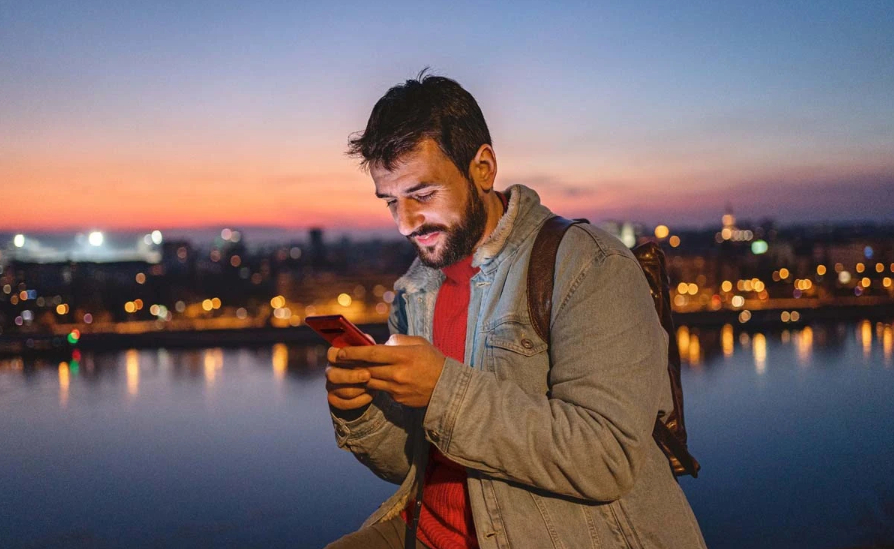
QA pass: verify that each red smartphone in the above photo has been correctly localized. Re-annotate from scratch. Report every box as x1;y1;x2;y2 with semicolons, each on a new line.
304;315;374;348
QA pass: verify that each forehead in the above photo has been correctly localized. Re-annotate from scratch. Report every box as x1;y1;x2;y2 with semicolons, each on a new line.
370;139;459;193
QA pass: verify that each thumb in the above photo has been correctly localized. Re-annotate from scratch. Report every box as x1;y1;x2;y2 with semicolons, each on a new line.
385;334;427;346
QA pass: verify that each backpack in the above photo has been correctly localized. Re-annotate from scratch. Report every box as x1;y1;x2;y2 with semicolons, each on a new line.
527;216;700;477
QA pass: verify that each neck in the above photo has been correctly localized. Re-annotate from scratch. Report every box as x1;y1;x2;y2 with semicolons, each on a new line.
473;190;505;251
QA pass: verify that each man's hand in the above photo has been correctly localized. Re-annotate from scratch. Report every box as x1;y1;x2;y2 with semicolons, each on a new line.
327;334;446;408
325;331;378;410
325;362;374;410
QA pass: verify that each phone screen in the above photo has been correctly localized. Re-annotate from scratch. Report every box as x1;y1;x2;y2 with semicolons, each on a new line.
304;315;374;348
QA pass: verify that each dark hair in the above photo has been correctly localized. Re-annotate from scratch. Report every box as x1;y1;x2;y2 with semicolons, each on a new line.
347;69;492;178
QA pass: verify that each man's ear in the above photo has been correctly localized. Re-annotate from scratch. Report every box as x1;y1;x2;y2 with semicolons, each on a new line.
469;144;497;192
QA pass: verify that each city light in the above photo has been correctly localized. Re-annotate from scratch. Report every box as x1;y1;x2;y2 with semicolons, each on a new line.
654;225;669;239
751;240;768;255
136;273;146;284
338;293;352;307
779;268;790;280
856;263;865;273
721;281;733;293
669;235;681;248
151;230;163;245
88;231;104;246
816;265;827;276
270;296;286;309
839;271;852;284
14;234;25;247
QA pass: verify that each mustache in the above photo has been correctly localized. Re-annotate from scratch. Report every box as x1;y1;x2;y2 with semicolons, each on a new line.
408;225;449;239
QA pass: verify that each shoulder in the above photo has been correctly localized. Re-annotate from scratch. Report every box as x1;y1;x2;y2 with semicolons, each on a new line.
555;223;638;268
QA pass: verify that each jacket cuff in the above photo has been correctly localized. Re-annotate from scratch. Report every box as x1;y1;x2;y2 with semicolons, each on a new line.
330;391;390;446
422;357;473;452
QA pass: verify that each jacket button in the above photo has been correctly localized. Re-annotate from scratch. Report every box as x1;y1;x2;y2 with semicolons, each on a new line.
521;338;534;349
428;431;440;443
336;425;349;437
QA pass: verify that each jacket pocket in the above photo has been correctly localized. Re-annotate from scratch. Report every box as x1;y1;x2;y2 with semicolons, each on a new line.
485;319;550;393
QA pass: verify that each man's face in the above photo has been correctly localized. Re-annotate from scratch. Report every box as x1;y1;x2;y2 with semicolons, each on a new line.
371;139;487;269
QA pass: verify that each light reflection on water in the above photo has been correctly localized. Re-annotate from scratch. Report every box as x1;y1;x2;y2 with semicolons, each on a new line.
676;321;894;373
0;321;893;549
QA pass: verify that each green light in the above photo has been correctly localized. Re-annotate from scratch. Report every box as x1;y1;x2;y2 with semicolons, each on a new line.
69;360;79;374
751;240;768;255
67;333;78;344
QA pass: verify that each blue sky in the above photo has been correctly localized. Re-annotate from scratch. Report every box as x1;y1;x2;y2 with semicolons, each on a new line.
2;1;892;231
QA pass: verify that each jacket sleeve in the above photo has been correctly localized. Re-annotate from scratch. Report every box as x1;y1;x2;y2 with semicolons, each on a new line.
329;295;416;485
421;249;667;501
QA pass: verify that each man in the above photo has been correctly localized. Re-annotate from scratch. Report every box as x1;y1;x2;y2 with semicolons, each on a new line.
325;72;706;549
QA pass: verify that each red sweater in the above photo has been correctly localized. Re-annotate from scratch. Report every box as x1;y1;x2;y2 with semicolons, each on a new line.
402;254;480;549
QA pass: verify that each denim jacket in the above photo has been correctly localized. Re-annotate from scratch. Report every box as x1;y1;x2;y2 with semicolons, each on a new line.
331;185;707;549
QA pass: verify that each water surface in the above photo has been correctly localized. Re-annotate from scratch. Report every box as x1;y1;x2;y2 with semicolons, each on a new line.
1;320;893;548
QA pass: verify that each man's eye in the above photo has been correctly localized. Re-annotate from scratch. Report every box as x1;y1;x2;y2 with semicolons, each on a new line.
385;200;397;208
414;192;435;202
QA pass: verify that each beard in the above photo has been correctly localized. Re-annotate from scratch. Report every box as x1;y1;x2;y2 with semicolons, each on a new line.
409;179;488;269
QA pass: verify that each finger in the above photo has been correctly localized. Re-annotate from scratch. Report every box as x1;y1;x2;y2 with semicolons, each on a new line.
328;391;374;410
363;332;376;345
336;344;403;365
327;383;368;400
364;377;399;393
385;334;427;346
325;365;370;385
327;346;340;364
364;364;406;383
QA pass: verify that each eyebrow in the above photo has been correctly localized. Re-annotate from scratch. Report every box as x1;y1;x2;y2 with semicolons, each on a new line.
375;181;436;199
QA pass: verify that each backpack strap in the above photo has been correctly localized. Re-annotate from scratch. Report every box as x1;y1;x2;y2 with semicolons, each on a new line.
527;216;700;478
527;216;586;342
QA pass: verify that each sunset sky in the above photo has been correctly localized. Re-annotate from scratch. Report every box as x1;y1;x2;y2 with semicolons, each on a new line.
2;1;893;237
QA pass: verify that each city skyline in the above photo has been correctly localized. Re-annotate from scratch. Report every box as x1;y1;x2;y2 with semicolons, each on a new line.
2;2;893;231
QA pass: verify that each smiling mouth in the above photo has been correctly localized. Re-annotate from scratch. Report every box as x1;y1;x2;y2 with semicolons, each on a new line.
414;231;441;247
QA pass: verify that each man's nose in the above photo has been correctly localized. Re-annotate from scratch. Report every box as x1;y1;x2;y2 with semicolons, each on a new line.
395;201;423;237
